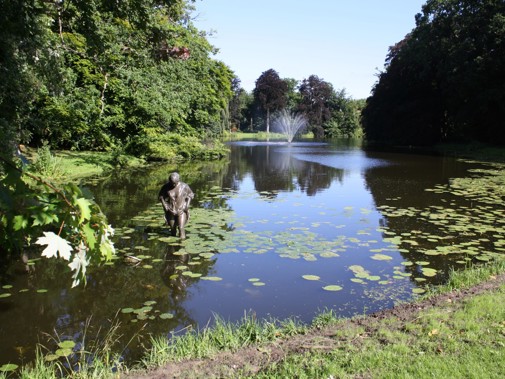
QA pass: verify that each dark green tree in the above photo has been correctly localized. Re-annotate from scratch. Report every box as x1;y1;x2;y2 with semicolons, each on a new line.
362;0;505;146
297;75;334;138
253;69;288;134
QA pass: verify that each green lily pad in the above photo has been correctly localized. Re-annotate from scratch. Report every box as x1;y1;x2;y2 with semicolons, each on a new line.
121;308;135;314
302;275;320;281
322;285;343;292
0;293;11;298
44;354;60;362
199;252;215;259
421;268;438;277
253;282;266;286
58;340;75;349
0;363;18;372
36;289;48;293
159;313;174;319
201;276;223;281
371;254;393;261
55;348;73;357
351;278;365;284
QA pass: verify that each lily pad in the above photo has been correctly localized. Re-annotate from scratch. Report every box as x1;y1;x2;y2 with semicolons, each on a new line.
322;285;343;292
421;268;438;277
159;313;174;319
58;340;76;349
302;275;320;281
121;308;135;314
0;364;18;372
201;276;223;281
371;254;393;261
55;348;73;357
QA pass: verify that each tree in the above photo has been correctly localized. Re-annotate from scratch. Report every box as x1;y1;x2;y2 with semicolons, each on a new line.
297;75;334;138
362;0;505;146
324;90;364;138
253;69;288;134
229;77;250;131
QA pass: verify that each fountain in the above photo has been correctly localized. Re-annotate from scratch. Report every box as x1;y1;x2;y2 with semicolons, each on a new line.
272;109;307;143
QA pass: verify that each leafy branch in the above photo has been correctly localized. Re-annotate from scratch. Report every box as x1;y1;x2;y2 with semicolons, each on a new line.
0;155;115;287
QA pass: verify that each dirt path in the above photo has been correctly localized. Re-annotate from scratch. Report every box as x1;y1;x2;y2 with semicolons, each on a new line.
125;273;505;378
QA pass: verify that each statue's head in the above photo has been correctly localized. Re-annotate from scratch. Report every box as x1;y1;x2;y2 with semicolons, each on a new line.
169;172;180;185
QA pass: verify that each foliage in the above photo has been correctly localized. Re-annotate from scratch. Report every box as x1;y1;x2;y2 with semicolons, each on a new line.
245;71;360;138
253;69;289;133
229;77;252;131
0;0;233;154
145;132;229;161
0;157;115;287
362;0;505;146
29;142;65;180
297;75;334;137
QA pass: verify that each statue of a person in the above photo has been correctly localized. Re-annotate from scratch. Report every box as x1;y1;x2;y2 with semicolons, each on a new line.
158;172;194;239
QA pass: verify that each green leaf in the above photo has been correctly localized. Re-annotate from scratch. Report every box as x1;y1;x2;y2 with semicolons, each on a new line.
82;223;97;250
76;197;92;223
13;215;28;231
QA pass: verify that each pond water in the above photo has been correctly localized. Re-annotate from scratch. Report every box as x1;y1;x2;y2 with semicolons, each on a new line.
1;140;504;367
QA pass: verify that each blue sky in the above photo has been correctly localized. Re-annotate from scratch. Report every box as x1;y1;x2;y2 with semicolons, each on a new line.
192;0;427;99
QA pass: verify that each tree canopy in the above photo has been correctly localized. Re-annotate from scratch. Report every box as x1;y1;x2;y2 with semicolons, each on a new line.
0;0;234;158
362;0;505;146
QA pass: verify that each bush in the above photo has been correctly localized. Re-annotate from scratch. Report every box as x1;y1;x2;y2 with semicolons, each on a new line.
145;133;228;161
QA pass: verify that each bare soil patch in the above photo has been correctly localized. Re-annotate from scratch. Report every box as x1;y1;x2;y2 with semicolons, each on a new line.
126;273;505;379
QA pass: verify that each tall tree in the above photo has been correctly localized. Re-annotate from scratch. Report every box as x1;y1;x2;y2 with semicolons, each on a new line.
253;69;288;134
297;75;334;138
362;0;505;145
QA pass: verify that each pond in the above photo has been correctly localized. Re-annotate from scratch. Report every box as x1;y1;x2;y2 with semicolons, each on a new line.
1;140;504;367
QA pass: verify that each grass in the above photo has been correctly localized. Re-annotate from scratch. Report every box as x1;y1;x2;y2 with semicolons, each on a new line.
22;146;146;183
252;287;505;379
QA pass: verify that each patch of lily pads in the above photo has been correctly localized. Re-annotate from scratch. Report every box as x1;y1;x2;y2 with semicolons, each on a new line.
107;161;505;316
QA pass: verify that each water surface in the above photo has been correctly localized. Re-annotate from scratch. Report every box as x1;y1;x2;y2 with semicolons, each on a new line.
1;140;503;366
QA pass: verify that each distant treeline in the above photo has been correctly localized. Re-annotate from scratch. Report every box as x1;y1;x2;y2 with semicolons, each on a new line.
362;0;505;146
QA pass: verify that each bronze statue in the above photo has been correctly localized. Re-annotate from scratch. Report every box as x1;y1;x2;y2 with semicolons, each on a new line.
158;172;194;239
